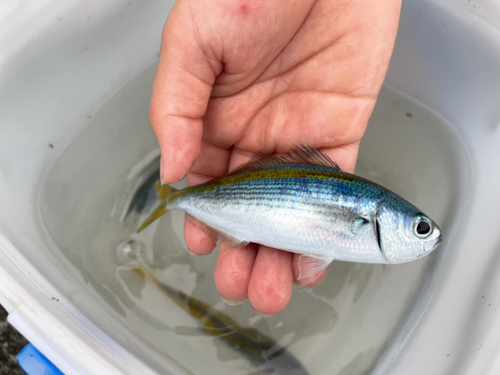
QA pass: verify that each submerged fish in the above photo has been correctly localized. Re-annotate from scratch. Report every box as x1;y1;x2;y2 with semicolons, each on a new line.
133;268;309;374
138;145;442;279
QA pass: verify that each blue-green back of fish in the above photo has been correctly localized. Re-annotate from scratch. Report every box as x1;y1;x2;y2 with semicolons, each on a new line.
140;146;442;278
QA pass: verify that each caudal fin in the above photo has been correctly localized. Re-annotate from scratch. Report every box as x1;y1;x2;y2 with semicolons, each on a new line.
155;180;174;200
137;181;177;233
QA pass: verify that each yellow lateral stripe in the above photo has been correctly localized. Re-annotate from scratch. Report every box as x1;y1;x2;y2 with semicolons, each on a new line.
179;166;358;196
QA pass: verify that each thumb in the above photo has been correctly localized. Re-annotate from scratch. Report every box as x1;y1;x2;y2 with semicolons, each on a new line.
149;1;220;184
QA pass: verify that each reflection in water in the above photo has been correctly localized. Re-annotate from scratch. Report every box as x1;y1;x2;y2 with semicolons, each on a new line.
39;76;466;374
337;345;385;375
128;267;310;375
310;262;375;303
116;269;174;331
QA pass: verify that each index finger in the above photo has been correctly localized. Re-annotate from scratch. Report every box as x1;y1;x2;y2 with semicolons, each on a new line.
149;1;220;184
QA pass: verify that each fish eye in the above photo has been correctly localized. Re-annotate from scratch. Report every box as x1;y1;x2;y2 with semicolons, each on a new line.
413;217;433;238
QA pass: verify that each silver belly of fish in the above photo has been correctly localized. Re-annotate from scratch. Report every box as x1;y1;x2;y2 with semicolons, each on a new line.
173;196;387;265
138;146;442;279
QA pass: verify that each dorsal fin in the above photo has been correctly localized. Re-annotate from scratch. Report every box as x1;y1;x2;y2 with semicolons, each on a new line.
229;145;341;175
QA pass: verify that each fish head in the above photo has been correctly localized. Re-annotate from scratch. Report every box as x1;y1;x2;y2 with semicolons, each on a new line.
376;201;442;264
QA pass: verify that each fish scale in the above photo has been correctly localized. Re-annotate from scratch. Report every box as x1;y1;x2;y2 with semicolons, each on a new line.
138;146;442;278
173;165;388;258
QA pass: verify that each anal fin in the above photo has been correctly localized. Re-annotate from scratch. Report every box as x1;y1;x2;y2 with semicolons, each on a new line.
218;231;250;248
209;227;249;248
189;218;250;248
297;254;335;282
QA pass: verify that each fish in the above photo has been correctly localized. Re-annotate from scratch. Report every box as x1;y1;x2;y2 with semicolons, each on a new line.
123;169;160;221
133;268;309;374
138;145;442;280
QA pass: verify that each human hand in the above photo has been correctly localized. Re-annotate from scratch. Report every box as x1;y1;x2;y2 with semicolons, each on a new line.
149;0;401;316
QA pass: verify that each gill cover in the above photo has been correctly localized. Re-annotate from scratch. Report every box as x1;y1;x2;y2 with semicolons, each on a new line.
376;202;442;263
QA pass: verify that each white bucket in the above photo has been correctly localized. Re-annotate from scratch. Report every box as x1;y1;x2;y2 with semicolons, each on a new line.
1;1;500;374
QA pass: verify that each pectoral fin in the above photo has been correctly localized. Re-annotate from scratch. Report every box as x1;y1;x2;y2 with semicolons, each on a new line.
350;217;370;234
297;254;335;282
327;206;370;236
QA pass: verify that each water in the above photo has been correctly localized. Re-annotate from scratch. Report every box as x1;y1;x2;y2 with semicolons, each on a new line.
38;65;470;375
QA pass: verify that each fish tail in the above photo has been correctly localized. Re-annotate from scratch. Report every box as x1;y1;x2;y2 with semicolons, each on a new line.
131;268;184;305
131;268;207;318
155;180;176;200
137;181;177;233
132;268;176;296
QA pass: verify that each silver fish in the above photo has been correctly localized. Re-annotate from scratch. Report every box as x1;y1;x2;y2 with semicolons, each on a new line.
138;146;442;280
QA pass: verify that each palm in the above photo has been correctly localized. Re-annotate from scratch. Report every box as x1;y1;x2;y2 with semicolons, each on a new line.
150;0;401;315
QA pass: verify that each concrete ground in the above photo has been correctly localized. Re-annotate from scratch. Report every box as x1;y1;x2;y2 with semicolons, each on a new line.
0;305;28;374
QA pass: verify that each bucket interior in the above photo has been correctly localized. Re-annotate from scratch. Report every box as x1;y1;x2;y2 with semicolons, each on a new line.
38;67;470;374
3;0;500;374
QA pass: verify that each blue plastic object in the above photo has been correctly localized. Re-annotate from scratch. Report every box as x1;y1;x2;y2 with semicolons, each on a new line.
17;344;64;375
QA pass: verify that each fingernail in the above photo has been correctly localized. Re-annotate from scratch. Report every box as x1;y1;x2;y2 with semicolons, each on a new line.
188;248;210;257
294;281;312;290
219;293;246;306
251;306;276;318
160;157;185;185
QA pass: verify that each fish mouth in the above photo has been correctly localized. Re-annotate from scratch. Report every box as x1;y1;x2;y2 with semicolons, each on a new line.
434;236;443;249
422;236;442;256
